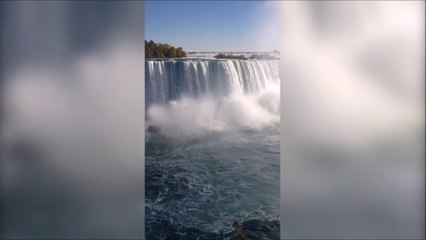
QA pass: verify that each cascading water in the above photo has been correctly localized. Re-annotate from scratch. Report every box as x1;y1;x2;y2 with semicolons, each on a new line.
145;59;280;138
145;59;279;107
145;56;280;239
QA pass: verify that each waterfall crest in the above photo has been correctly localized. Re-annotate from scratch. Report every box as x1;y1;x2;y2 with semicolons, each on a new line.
145;59;279;106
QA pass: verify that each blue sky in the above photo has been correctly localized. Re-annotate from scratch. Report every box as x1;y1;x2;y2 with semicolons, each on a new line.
145;1;280;52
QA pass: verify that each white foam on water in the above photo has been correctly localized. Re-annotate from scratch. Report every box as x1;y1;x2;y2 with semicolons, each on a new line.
145;59;280;139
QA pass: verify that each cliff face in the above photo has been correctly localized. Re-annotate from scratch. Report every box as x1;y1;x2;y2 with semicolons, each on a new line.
145;40;187;58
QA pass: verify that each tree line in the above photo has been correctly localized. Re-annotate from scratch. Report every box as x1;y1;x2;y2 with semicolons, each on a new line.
145;40;187;58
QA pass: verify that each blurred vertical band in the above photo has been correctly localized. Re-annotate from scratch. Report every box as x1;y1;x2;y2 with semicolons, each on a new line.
0;1;144;238
281;1;424;239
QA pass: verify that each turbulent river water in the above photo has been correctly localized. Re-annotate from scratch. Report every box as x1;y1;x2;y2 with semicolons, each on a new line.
145;57;280;239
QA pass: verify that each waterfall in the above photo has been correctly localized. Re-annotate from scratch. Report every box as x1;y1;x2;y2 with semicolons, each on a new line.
145;58;280;137
145;59;280;107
